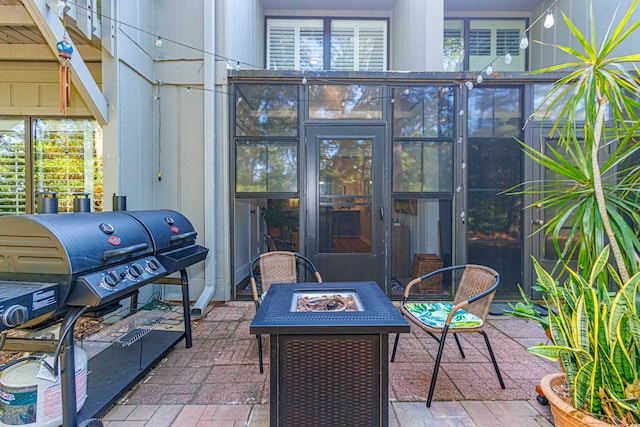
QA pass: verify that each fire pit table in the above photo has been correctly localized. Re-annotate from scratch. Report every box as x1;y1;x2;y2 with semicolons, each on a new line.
250;281;409;427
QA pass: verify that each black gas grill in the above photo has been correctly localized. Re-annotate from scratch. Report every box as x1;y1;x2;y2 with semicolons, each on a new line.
0;209;208;426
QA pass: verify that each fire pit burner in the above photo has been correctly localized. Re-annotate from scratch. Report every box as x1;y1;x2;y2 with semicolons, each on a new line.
290;291;363;312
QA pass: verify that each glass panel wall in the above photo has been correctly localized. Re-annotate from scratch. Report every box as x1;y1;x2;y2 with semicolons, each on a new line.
236;84;298;136
391;86;455;298
309;84;382;119
233;83;301;297
235;84;299;193
467;86;523;298
0;118;102;215
236;141;297;192
33;119;103;212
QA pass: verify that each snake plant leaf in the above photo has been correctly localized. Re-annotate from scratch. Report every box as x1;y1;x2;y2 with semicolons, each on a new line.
611;319;634;384
628;314;640;349
527;344;590;362
573;360;602;414
572;296;590;358
599;340;627;403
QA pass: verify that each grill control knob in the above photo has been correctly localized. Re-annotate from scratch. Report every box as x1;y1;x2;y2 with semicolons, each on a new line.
128;264;144;279
3;305;28;328
146;259;160;272
104;272;119;288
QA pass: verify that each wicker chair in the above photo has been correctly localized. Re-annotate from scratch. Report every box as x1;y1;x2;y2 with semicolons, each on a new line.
390;264;505;407
249;251;323;373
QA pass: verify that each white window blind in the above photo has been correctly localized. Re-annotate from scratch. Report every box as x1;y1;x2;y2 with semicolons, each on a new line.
267;19;323;71
0;119;26;215
267;18;387;71
331;20;387;71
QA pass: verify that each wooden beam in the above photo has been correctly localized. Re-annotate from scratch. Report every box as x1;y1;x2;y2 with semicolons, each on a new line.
0;5;34;26
22;0;108;125
0;44;102;61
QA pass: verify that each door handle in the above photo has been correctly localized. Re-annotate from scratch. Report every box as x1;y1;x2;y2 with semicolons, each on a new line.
379;207;384;220
532;218;545;226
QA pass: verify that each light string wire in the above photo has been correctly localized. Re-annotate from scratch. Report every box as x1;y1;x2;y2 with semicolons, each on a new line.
59;0;560;101
463;0;561;89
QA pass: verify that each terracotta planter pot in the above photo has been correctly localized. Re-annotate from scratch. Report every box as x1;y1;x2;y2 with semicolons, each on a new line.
539;373;614;427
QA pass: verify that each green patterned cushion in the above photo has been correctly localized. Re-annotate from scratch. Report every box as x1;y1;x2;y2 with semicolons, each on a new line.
404;302;483;329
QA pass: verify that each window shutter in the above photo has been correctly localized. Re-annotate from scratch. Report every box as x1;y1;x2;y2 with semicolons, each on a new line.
358;24;386;71
469;29;491;56
496;29;520;56
267;23;296;70
469;20;526;72
0;120;26;215
332;20;387;71
299;26;324;70
267;19;323;70
331;25;355;70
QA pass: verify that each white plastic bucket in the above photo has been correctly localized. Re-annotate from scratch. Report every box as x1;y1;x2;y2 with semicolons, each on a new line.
0;347;87;427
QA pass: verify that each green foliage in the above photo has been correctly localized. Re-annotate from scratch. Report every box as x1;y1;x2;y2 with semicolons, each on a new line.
508;2;640;424
529;247;640;424
261;205;292;229
525;1;640;280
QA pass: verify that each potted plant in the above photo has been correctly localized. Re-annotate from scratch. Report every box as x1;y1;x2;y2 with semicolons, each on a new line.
529;249;640;425
507;1;640;425
261;205;291;238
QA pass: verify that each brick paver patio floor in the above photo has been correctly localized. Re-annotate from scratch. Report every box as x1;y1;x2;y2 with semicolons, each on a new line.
101;301;558;426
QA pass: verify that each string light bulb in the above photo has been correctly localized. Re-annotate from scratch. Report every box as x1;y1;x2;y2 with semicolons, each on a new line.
485;65;493;76
155;36;163;47
519;34;529;49
544;9;555;28
504;52;513;65
476;75;483;84
236;61;241;71
465;81;474;90
301;76;307;85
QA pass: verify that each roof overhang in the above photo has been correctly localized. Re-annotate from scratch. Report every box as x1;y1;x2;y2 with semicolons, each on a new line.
16;0;107;125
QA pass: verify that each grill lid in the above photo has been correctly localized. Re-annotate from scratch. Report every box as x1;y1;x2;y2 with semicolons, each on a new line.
0;212;154;285
123;210;208;274
123;210;197;253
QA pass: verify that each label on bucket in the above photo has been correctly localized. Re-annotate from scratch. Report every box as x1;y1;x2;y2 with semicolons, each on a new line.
0;348;87;427
0;385;38;425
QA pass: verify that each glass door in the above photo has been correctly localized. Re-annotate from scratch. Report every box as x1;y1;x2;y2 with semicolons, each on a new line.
306;126;384;284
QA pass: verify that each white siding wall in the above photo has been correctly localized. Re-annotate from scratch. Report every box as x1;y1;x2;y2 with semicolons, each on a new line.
532;0;640;70
102;0;211;301
392;0;444;71
226;0;265;70
223;0;266;297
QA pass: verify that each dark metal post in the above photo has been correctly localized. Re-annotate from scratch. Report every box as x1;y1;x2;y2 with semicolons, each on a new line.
60;310;80;427
180;269;193;348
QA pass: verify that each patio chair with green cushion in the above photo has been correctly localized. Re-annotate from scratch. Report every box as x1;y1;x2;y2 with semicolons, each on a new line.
390;264;505;407
249;251;323;374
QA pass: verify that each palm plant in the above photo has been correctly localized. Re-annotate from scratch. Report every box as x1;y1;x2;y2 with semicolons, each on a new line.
506;1;640;424
522;0;640;280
